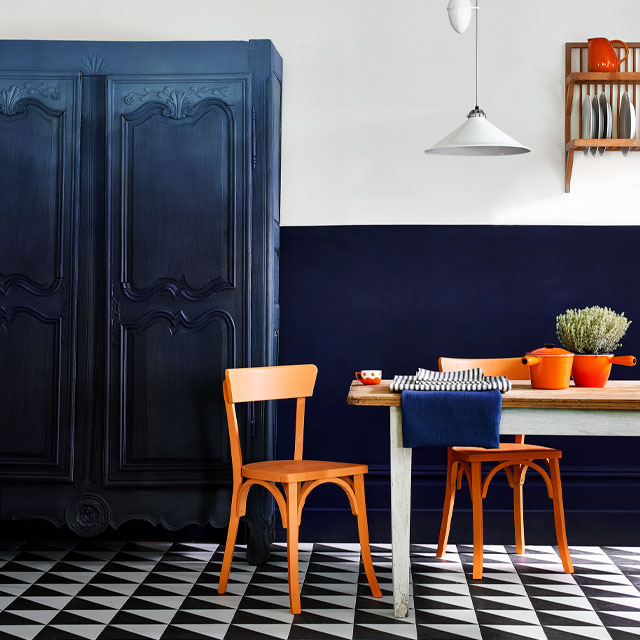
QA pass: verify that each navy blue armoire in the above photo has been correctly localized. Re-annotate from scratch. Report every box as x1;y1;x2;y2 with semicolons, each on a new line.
0;40;282;562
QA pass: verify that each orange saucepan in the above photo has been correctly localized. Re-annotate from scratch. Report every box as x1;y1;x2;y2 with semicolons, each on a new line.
522;344;574;390
571;354;636;388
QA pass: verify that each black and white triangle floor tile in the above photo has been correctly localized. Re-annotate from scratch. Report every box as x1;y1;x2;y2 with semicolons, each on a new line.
1;542;640;639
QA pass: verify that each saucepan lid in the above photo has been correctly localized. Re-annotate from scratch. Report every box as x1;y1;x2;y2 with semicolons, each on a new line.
527;343;573;356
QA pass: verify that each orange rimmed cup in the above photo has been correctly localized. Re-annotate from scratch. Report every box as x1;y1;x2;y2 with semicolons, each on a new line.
355;370;382;385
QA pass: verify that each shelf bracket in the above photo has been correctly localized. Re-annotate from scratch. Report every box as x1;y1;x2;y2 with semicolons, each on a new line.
565;148;574;193
565;79;575;116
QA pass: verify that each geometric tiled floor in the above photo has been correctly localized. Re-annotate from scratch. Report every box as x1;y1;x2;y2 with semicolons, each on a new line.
1;541;640;639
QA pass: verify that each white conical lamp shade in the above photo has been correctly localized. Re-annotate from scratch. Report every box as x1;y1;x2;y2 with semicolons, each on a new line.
425;107;530;156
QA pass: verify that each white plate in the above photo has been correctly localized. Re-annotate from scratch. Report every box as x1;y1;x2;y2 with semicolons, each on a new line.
598;92;610;154
620;92;636;156
591;96;602;156
582;95;593;156
629;107;637;156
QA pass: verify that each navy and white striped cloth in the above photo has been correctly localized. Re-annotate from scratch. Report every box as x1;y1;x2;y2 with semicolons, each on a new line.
390;368;511;393
416;367;484;381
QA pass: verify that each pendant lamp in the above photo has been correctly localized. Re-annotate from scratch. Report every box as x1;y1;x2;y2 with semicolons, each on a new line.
424;0;530;156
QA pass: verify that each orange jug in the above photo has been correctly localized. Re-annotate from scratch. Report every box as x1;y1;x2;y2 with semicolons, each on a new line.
588;38;629;72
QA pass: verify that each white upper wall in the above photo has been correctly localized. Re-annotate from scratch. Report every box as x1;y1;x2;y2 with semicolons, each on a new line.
4;0;640;225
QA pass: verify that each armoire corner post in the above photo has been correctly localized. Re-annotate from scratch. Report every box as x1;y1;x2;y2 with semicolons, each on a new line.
0;40;282;564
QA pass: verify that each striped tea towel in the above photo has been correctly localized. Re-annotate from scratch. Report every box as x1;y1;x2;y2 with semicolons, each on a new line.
416;367;483;381
391;368;511;393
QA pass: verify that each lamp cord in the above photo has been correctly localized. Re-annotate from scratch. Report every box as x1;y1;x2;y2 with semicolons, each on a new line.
475;0;479;108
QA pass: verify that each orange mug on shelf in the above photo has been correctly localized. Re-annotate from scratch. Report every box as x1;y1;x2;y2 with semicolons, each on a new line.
355;370;382;385
588;37;629;72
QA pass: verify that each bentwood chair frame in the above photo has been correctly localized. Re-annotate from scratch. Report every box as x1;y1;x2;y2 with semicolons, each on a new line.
218;364;382;614
437;357;573;579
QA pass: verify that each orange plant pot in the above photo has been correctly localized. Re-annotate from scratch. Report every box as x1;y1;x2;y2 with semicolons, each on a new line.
571;354;636;387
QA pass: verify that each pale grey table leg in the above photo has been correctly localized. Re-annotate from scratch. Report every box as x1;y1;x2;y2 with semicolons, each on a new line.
389;405;412;618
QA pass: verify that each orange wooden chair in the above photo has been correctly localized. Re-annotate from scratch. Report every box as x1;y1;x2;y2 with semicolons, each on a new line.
436;357;573;579
217;364;382;613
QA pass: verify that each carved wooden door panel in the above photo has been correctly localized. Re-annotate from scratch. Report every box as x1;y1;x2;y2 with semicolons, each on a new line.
105;75;250;485
0;72;81;480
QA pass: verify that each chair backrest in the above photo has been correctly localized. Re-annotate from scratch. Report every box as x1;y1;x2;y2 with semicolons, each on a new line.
224;364;317;403
439;356;530;380
223;365;318;482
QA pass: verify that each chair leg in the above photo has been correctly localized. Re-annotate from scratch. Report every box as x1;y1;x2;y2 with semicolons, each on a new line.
471;461;484;580
513;436;526;554
218;492;241;594
436;450;457;558
548;458;573;574
285;482;302;614
513;465;525;554
353;474;382;598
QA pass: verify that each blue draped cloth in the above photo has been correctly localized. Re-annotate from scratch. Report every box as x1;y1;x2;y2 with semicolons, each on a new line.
401;389;502;449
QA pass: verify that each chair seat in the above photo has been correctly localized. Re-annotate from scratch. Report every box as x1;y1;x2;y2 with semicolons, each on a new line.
451;442;562;461
242;459;368;483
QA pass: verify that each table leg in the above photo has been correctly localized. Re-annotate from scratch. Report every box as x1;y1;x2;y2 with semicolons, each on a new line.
390;406;412;618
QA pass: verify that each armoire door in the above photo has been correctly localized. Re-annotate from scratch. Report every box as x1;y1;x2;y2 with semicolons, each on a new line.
0;72;81;481
105;75;251;486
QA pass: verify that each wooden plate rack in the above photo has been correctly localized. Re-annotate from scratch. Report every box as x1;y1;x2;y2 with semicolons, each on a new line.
565;42;640;192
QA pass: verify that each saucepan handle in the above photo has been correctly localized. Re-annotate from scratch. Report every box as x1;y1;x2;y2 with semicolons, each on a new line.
610;355;636;366
522;355;542;366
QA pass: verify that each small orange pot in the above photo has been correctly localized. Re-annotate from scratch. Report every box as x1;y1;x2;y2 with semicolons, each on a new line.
571;354;636;388
522;344;574;390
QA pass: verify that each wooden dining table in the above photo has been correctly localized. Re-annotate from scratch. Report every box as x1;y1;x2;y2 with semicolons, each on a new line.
347;379;640;618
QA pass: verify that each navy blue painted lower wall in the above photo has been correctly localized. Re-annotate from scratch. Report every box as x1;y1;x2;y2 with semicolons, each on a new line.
277;225;640;544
